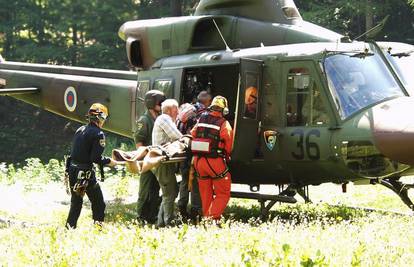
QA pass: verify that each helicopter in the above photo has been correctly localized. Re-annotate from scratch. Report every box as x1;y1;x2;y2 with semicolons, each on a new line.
1;0;414;217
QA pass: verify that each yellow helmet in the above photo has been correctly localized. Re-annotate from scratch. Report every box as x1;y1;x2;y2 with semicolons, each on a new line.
211;95;228;109
88;103;109;121
210;95;229;115
245;86;258;105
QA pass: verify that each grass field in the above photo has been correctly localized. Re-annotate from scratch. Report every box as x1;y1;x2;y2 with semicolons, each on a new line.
1;159;414;266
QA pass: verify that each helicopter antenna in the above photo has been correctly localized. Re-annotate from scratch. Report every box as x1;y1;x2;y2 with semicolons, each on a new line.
212;19;231;52
354;15;389;41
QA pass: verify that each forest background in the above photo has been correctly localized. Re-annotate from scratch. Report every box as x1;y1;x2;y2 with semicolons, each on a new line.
0;0;413;163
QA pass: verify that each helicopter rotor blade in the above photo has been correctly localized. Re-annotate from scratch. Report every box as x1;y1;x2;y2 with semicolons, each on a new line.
0;87;39;96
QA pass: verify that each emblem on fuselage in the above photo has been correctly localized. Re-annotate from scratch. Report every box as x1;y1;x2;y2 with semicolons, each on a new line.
264;130;278;151
64;86;77;112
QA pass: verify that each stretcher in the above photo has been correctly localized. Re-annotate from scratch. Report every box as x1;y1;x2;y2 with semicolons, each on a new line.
112;136;191;174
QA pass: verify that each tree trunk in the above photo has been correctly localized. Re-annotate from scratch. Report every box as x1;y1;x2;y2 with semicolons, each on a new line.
4;11;15;58
171;0;182;16
71;24;78;65
365;0;373;31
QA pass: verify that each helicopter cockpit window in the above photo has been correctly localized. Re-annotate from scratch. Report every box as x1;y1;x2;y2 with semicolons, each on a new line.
324;53;404;119
243;73;259;119
153;79;174;98
384;50;414;94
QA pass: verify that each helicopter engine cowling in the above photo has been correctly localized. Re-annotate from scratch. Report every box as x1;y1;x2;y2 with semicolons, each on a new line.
119;1;342;69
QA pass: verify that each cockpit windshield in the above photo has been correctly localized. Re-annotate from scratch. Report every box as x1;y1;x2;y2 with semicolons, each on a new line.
324;52;404;119
384;51;414;94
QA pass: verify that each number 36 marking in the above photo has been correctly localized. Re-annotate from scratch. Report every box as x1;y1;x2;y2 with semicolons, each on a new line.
291;129;321;160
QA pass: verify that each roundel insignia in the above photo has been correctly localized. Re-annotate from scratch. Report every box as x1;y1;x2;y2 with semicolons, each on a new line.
64;86;77;112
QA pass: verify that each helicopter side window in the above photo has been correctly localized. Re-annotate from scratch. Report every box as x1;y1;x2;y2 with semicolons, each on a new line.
153;79;174;98
286;68;310;126
302;82;330;126
286;68;330;126
137;80;150;101
135;80;150;123
243;73;259;119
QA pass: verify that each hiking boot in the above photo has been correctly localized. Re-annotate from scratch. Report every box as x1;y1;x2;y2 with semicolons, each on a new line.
190;208;202;225
178;206;189;221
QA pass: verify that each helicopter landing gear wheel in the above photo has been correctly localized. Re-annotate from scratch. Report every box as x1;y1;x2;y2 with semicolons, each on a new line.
380;178;414;211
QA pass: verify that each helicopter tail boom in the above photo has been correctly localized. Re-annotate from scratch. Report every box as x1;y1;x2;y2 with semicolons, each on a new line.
0;63;137;137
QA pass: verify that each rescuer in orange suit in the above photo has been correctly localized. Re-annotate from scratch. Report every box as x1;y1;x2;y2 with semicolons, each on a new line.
190;95;233;220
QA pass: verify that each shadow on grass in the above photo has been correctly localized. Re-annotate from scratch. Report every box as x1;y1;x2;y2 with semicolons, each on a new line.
224;203;368;224
105;200;138;223
104;199;369;225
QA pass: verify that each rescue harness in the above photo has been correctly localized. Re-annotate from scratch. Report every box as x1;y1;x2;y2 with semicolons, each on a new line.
191;113;229;179
191;113;226;158
66;157;104;197
195;156;230;179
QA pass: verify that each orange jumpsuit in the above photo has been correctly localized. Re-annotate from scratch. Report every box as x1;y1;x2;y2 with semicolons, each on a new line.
191;111;233;219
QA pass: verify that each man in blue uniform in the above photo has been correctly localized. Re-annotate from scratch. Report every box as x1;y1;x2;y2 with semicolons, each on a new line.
134;90;166;224
65;103;120;229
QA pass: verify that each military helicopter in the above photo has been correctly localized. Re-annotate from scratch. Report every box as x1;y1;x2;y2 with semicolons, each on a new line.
1;0;414;216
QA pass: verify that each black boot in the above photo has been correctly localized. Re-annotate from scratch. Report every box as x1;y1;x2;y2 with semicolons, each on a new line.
178;206;189;222
190;208;202;225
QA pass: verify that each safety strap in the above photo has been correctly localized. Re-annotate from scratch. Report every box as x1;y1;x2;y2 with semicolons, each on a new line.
197;123;221;131
197;156;229;179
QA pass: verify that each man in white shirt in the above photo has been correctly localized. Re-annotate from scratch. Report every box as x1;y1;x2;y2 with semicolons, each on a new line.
152;99;182;227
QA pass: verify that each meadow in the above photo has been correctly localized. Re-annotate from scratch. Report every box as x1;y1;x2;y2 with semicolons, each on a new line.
1;158;414;266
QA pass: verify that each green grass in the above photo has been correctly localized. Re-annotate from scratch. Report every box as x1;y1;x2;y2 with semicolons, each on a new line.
1;159;414;266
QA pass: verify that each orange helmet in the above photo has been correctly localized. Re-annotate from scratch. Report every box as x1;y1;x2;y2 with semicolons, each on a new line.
245;86;258;105
87;103;109;122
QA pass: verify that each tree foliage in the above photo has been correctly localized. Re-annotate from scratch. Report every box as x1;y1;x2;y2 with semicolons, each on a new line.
1;1;412;69
296;0;414;42
0;0;200;69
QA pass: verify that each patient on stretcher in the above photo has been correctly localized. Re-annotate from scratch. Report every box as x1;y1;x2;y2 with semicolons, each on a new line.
112;135;191;174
